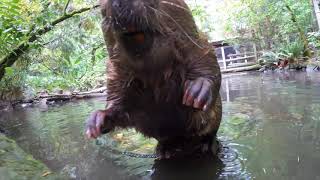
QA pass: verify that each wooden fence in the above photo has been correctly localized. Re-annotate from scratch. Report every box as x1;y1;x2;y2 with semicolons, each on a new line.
216;43;259;72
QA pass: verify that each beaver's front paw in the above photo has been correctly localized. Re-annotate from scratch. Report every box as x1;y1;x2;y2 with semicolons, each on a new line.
182;77;213;111
85;110;113;139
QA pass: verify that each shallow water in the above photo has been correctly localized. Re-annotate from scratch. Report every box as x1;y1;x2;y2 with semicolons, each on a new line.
1;71;320;179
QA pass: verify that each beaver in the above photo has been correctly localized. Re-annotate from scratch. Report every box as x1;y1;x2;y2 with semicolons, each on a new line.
85;0;222;159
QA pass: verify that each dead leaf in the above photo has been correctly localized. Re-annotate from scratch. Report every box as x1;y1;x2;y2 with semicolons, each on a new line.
42;171;52;177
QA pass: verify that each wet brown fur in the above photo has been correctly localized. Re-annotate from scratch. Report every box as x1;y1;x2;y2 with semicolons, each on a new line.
99;0;222;157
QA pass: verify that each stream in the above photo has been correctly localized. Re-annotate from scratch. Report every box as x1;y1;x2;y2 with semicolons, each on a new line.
1;71;320;180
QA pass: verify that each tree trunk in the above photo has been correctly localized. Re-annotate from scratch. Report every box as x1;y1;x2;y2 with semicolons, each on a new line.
312;0;320;30
285;4;312;58
0;4;99;82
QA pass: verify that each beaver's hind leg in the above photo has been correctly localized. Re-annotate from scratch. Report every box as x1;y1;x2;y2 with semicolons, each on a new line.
155;134;220;159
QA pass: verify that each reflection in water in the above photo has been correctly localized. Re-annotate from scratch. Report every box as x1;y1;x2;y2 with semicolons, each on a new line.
221;71;320;180
0;99;134;179
1;71;320;179
150;155;224;180
143;140;249;180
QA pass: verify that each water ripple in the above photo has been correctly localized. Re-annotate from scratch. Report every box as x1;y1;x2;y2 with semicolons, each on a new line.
218;140;252;180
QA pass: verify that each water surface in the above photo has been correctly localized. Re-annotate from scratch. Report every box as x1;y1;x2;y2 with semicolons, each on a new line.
1;71;320;179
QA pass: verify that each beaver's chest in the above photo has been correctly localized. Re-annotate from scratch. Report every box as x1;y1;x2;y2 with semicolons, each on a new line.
126;73;191;138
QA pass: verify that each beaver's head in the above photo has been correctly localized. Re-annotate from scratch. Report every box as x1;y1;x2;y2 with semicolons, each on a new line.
101;0;161;56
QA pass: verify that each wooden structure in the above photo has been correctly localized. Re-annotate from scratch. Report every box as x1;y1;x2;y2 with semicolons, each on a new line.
213;42;260;73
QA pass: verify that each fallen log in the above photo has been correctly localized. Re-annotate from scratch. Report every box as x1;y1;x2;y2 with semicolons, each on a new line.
221;64;262;73
38;92;107;102
3;88;108;110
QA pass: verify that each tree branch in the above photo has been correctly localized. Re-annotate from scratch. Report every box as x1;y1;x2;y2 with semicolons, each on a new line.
0;4;100;81
91;42;105;66
64;0;72;15
34;4;100;39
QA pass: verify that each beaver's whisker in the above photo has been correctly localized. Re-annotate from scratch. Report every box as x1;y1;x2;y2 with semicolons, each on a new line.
118;8;126;18
146;5;165;34
161;9;202;49
160;1;189;11
143;7;150;28
147;5;202;49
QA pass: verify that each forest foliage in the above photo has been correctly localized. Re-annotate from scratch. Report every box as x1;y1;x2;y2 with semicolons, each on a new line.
0;0;319;100
0;0;104;100
221;0;318;65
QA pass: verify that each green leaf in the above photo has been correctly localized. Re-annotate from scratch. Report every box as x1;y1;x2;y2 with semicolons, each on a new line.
5;67;14;76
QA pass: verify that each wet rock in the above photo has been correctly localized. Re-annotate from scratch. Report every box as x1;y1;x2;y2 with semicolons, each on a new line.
38;99;49;112
20;103;33;108
0;102;13;112
38;90;49;96
47;100;56;105
53;89;63;95
0;128;6;134
61;165;78;179
0;134;65;180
